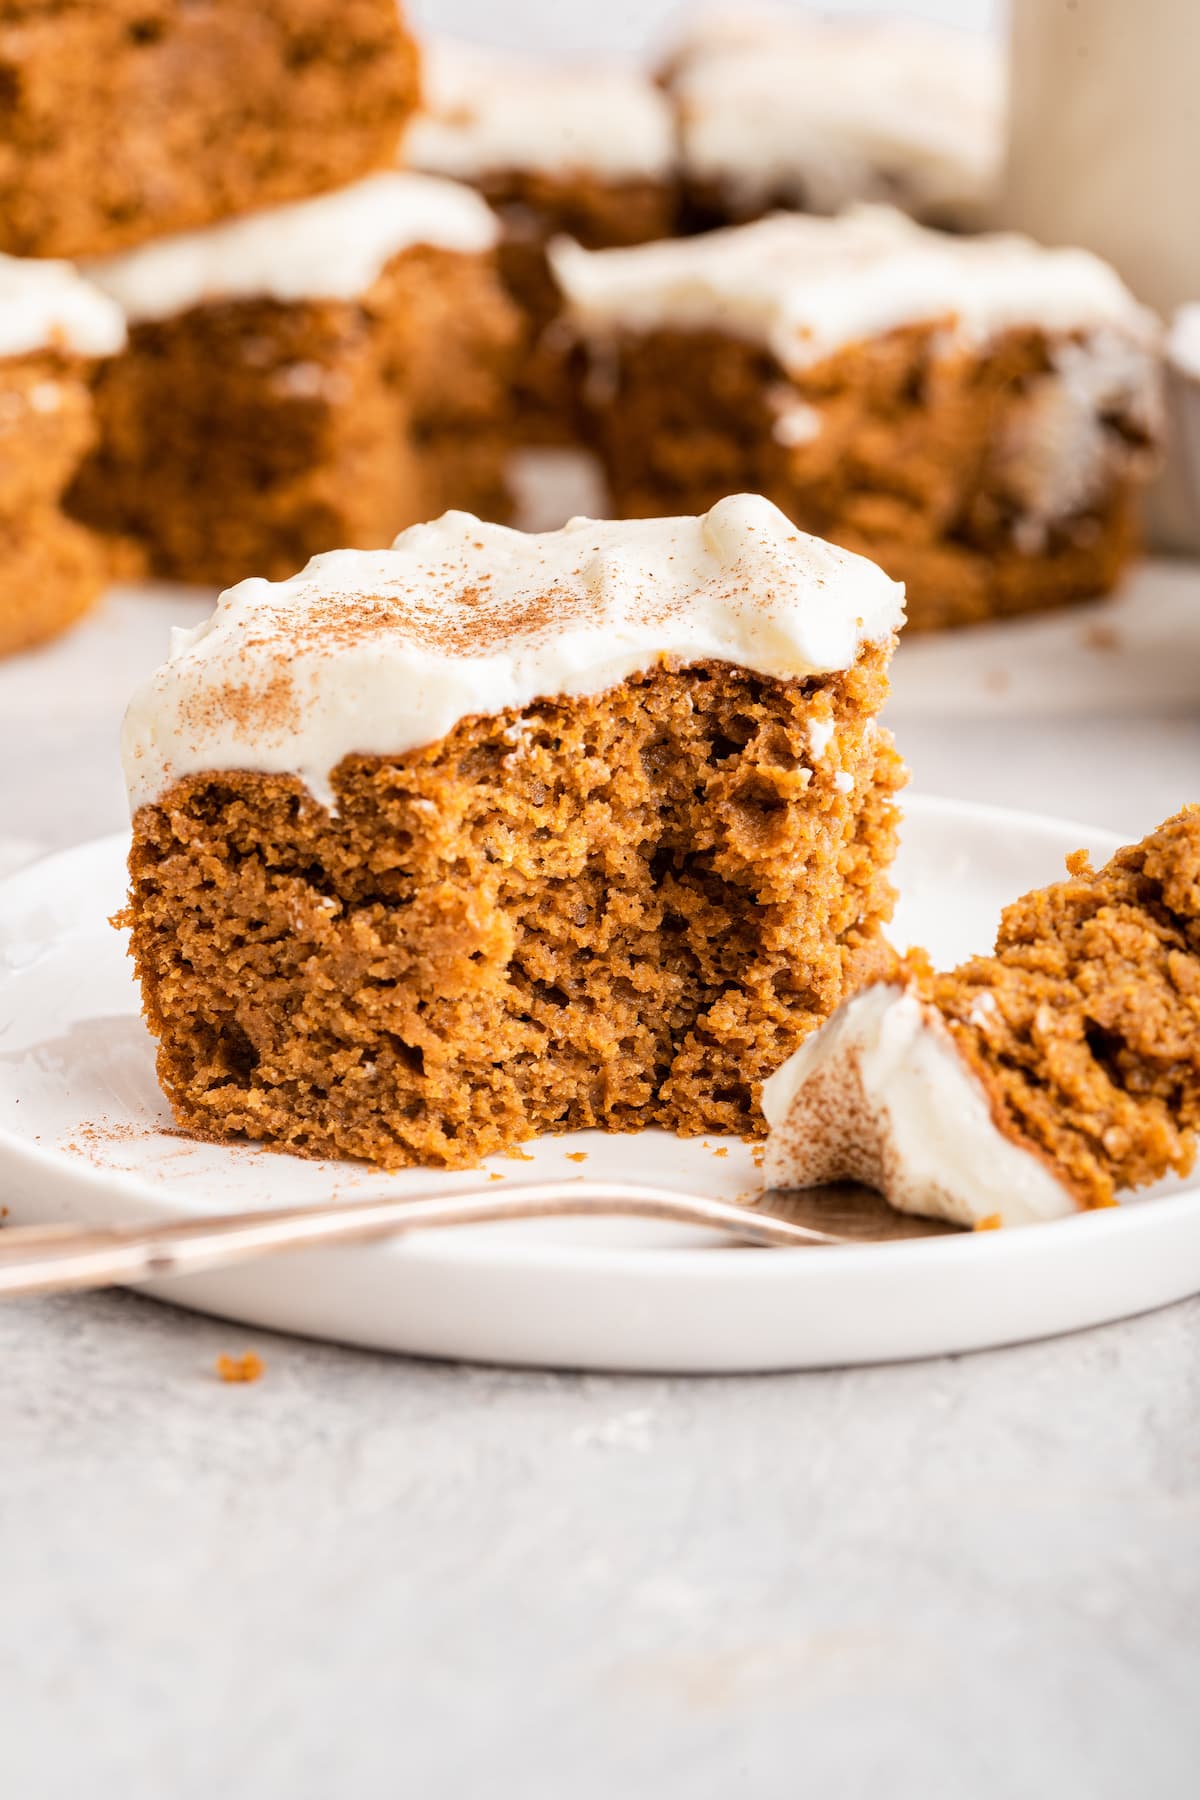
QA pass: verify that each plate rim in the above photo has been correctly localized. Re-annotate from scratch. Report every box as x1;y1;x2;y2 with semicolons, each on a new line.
3;791;1188;1288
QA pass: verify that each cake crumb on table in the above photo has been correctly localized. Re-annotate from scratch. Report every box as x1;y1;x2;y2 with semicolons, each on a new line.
215;1352;265;1385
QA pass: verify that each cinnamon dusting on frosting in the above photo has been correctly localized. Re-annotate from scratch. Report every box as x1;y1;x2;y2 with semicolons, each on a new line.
177;668;303;744
122;494;905;812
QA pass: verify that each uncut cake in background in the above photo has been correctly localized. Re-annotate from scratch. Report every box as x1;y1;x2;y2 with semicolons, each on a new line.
405;37;677;440
661;7;1003;233
0;0;420;259
553;206;1162;631
69;175;520;586
119;495;906;1169
0;256;125;657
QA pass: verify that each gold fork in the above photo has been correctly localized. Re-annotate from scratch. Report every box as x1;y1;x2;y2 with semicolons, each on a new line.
0;1180;868;1299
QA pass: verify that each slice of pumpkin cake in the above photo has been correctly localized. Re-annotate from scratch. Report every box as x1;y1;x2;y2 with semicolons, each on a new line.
120;494;906;1168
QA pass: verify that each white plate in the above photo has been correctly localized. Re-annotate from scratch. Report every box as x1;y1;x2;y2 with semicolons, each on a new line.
1;795;1196;1371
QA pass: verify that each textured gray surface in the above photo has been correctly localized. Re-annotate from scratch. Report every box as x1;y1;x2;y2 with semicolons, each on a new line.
3;564;1200;1794
2;1289;1200;1799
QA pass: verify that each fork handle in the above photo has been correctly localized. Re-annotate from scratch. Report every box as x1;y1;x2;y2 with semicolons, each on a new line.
0;1180;840;1298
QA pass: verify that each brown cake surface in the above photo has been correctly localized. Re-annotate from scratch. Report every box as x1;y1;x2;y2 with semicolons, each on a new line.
119;498;906;1169
0;262;126;656
554;210;1162;631
69;180;520;586
0;0;420;259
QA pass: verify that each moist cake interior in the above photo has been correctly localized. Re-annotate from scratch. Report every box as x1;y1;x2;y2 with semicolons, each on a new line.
124;654;902;1169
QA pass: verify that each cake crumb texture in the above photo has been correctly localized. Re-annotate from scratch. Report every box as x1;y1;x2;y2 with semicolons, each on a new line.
123;655;904;1169
934;807;1200;1206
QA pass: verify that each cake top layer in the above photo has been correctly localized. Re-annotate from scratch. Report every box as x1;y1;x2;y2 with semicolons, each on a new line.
761;982;1078;1229
122;494;904;812
552;205;1159;372
0;253;126;359
405;38;676;184
667;12;1003;221
85;174;500;324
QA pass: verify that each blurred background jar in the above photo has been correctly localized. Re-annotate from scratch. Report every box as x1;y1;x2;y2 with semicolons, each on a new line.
1003;0;1200;549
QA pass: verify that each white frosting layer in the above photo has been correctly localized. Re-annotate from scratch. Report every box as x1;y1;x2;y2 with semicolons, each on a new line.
552;206;1160;376
669;13;1003;223
0;254;125;359
122;494;904;813
1168;304;1200;379
85;174;499;325
761;983;1079;1229
405;38;675;184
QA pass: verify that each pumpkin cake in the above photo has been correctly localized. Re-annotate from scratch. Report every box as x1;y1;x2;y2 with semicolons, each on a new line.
553;205;1163;631
405;38;676;440
119;494;907;1170
762;807;1200;1227
0;254;126;658
662;11;1003;233
69;174;520;587
0;0;420;260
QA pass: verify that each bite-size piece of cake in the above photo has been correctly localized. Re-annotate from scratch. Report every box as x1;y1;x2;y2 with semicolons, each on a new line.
69;175;520;586
0;254;125;657
662;10;1003;232
553;206;1162;631
120;495;907;1170
0;0;420;260
763;807;1200;1227
405;38;677;440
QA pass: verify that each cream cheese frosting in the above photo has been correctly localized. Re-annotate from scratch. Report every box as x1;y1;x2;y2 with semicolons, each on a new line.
85;174;499;325
405;38;676;184
668;13;1003;224
0;253;126;360
551;205;1160;376
121;493;904;813
760;982;1079;1229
